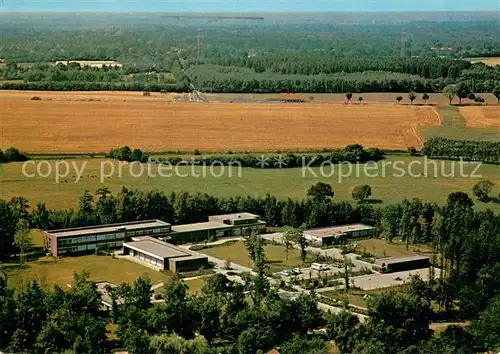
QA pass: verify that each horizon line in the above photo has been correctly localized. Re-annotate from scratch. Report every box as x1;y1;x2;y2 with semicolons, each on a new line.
0;10;498;14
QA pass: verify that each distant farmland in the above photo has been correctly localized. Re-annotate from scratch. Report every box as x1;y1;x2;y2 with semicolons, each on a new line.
203;92;500;105
459;106;500;128
467;57;500;66
1;93;441;153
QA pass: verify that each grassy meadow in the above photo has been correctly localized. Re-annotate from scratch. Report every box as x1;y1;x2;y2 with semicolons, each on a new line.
355;239;435;259
0;254;205;295
1;155;499;213
197;240;308;272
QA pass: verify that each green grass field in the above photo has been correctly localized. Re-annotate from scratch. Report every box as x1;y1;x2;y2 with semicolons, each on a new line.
1;255;173;290
198;240;308;272
421;105;500;141
355;239;435;259
1;155;499;213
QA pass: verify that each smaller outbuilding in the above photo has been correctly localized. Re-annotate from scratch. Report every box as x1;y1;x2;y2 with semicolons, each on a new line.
122;236;208;272
303;224;376;245
373;255;430;273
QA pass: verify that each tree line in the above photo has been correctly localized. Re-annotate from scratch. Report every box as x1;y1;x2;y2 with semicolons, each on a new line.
107;145;385;168
0;59;190;92
423;138;500;164
187;65;445;93
206;54;472;80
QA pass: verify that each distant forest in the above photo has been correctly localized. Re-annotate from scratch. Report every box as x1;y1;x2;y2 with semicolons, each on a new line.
0;14;499;93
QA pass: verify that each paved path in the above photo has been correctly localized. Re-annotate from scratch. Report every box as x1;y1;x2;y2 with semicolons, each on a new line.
150;282;164;291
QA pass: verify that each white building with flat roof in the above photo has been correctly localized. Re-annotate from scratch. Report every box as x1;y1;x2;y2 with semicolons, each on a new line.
304;224;376;245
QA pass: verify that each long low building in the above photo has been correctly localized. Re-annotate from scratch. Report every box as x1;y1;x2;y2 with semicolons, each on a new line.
373;255;430;273
122;237;208;272
44;220;172;256
304;224;376;245
44;212;266;256
168;212;267;243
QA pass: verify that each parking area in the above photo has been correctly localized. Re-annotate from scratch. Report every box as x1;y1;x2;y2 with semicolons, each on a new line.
278;265;343;279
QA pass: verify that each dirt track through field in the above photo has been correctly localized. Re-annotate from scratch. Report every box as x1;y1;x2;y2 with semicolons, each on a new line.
1;96;441;153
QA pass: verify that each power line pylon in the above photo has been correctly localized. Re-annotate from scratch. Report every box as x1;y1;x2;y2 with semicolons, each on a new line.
196;29;204;61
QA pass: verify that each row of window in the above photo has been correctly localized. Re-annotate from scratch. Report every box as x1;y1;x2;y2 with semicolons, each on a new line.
59;232;126;246
59;241;124;253
58;227;171;246
132;251;164;267
348;229;374;237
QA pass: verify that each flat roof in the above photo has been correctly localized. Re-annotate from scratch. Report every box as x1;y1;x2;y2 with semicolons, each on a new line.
47;220;170;238
170;254;209;262
172;221;233;233
304;224;375;238
210;212;259;221
375;255;430;265
124;238;188;260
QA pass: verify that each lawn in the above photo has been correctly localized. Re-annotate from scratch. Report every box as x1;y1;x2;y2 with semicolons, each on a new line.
1;255;173;290
1;156;500;213
198;240;307;273
355;239;435;259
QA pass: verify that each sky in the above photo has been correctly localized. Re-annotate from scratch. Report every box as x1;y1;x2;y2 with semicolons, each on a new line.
1;0;499;12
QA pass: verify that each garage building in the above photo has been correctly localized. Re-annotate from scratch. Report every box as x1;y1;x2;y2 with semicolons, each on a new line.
373;255;430;273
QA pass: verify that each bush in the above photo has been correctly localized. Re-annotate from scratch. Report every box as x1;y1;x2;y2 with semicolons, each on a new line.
0;147;29;163
31;96;41;100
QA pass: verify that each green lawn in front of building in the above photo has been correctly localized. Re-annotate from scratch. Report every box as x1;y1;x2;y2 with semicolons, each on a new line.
354;239;435;259
198;240;310;273
1;255;173;290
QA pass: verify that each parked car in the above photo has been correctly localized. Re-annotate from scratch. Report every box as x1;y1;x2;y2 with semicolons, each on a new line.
293;267;301;274
320;264;330;270
280;269;294;276
311;263;322;271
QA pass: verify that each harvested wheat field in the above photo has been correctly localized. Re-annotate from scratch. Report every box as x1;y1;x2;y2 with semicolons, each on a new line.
1;97;441;153
459;106;500;128
468;57;500;66
0;90;181;102
204;92;499;105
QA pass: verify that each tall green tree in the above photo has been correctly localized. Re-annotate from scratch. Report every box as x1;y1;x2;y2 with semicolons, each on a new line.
352;185;372;203
455;82;471;104
408;91;417;104
307;182;334;200
13;220;32;263
442;84;456;104
472;180;495;202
